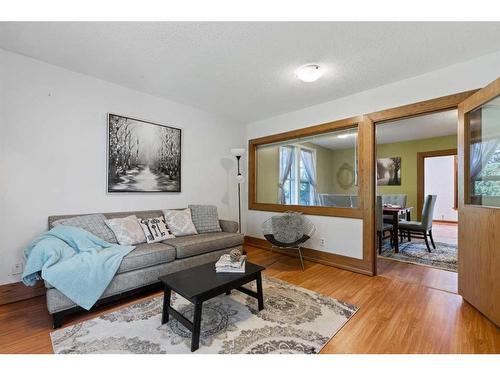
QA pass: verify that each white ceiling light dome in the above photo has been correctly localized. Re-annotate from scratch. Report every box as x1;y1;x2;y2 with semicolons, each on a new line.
295;64;323;82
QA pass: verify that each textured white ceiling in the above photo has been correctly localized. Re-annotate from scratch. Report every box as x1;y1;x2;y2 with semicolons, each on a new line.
1;22;500;122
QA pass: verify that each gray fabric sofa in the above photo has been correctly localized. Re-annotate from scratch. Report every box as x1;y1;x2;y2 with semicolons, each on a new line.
46;209;243;328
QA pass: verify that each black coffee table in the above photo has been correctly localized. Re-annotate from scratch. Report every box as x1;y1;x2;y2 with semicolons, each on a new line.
158;261;266;352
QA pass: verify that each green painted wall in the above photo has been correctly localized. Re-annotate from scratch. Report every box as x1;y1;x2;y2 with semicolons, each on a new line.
376;134;457;220
256;144;279;203
330;147;358;195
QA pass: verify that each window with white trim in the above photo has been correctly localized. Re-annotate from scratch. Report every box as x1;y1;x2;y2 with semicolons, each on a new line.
279;145;317;205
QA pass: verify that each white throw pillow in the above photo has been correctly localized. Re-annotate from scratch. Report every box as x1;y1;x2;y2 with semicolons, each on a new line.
162;208;198;237
138;216;175;243
104;215;146;245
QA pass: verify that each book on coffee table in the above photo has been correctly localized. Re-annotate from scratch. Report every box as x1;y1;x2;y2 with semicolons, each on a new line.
215;254;246;273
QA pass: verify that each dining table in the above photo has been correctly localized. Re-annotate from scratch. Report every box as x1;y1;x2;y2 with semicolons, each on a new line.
382;206;413;253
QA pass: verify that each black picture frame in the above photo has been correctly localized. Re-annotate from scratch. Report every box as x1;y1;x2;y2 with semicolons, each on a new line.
376;157;401;186
107;113;182;193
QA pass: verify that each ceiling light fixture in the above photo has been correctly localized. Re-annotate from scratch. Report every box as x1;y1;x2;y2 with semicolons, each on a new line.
295;64;322;83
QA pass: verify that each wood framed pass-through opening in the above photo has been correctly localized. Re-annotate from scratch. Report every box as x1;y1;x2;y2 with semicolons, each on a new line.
368;89;479;275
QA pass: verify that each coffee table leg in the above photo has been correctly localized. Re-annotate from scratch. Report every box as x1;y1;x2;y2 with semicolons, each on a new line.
161;287;171;324
256;272;264;311
191;300;203;352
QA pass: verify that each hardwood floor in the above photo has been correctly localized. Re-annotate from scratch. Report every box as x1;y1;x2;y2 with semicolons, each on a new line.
431;222;458;245
0;245;498;354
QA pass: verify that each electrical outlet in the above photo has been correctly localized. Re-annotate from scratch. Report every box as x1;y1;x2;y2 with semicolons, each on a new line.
11;263;23;276
320;238;325;247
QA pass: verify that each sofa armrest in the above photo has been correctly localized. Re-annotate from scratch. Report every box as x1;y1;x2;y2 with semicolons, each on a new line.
219;219;239;233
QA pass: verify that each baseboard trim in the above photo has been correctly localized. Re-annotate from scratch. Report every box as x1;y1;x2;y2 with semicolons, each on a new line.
244;236;373;276
433;220;458;224
0;280;46;305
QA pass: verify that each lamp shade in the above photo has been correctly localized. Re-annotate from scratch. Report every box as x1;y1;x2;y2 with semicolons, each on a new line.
230;148;246;157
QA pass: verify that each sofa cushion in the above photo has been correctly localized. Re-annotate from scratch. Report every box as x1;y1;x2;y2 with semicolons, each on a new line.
163;232;244;259
117;242;176;274
44;242;176;289
52;213;117;243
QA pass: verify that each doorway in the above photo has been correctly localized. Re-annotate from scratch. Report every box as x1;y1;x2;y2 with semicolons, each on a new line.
418;150;458;247
368;82;500;325
374;109;459;279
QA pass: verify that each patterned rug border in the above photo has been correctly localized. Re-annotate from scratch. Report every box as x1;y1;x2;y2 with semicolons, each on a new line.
50;275;359;354
378;254;457;273
379;240;457;273
315;304;359;353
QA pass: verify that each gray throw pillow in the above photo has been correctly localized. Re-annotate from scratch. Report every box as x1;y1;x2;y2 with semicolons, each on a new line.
52;213;117;243
188;205;222;234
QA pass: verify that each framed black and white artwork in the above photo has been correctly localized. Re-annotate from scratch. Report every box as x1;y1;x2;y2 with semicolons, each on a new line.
107;113;181;193
377;157;401;186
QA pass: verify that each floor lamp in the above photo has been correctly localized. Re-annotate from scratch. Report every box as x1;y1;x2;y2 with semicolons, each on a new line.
230;148;245;233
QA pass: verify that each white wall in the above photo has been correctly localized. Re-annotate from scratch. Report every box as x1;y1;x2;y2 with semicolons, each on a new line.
425;156;458;222
244;51;500;259
0;49;244;285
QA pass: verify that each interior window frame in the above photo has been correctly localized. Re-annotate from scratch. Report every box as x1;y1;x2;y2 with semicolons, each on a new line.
249;115;368;219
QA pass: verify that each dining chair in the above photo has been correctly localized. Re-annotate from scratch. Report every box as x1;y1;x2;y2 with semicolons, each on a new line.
381;194;408;207
398;194;437;252
376;196;394;254
382;194;408;222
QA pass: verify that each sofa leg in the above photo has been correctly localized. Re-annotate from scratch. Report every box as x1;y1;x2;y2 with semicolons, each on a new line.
52;313;63;329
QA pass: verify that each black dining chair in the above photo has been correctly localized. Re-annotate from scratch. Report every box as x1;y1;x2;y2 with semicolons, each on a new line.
398;195;437;252
376;196;394;254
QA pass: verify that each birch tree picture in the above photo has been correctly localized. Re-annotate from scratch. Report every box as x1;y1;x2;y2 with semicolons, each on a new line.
107;114;181;192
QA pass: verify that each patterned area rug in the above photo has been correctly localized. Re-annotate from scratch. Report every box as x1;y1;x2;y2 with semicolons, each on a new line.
379;240;457;272
50;276;358;354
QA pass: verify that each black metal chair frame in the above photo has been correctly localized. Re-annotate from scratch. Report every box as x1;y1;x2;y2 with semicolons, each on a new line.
264;234;308;270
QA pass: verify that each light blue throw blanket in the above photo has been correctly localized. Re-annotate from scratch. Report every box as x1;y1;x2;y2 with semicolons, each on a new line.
22;225;135;310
